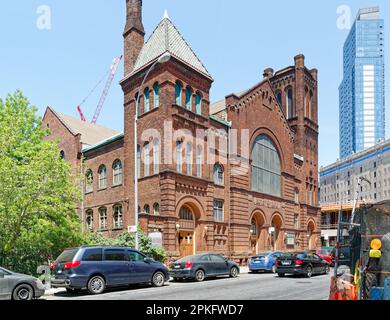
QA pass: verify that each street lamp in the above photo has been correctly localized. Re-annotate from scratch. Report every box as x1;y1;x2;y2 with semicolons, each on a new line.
134;52;171;250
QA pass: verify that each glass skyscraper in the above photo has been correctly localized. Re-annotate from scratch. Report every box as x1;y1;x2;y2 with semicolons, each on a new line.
339;7;385;159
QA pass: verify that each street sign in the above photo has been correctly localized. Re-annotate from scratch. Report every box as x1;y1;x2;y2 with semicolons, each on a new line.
128;225;137;233
149;232;163;246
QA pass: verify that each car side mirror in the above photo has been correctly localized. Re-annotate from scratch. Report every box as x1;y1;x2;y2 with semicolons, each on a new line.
144;257;153;263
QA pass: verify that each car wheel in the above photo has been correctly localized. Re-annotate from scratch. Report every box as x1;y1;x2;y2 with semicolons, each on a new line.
324;264;330;275
305;266;313;278
152;271;166;287
13;284;34;301
195;269;205;282
271;265;277;274
87;275;106;295
230;266;239;278
277;273;285;277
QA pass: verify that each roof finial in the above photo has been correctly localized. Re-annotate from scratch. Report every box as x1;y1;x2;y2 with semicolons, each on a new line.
162;9;170;21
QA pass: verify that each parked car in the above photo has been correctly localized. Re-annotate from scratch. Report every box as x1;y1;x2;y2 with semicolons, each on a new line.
275;251;331;278
170;253;240;282
315;248;333;266
249;252;283;273
0;267;45;300
51;246;170;295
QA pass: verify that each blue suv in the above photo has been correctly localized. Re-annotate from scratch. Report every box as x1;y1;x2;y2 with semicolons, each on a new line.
51;246;169;295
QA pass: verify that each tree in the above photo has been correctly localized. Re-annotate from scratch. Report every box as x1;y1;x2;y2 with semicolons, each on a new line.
0;91;83;275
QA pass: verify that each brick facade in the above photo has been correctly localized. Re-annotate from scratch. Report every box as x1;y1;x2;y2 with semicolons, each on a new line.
43;1;320;263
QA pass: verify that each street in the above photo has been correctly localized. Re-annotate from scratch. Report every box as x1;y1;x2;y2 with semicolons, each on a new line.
44;271;331;300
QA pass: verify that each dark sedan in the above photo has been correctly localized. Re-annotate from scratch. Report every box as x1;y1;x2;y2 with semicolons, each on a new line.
170;253;240;282
275;251;330;278
0;267;46;300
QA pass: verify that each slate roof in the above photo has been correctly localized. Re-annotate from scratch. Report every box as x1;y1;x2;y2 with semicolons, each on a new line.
132;13;212;79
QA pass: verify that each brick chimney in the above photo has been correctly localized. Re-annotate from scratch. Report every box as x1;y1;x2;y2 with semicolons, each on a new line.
294;54;305;69
123;0;145;76
263;68;274;79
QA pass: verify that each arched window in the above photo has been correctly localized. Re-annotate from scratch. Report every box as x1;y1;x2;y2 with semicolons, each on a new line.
176;140;183;173
144;87;150;113
195;92;202;115
113;160;123;186
185;87;193;111
60;150;65;160
153;139;160;174
98;165;107;189
153;82;159;109
99;207;107;230
85;170;93;193
144;204;150;215
251;135;281;197
196;145;203;178
276;91;282;106
179;207;193;221
286;88;294;119
153;203;160;216
86;210;94;231
144;143;150;177
137;145;141;177
305;89;313;120
175;81;183;106
113;205;123;229
186;142;193;176
135;93;141;117
213;163;224;185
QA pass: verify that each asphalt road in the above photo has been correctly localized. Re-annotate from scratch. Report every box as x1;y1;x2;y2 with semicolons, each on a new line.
44;271;331;300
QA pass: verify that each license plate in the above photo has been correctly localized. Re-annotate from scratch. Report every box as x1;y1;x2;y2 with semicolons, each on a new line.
174;265;181;269
282;261;291;266
57;270;63;274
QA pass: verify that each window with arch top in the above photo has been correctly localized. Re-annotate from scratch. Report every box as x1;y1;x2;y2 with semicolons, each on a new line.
213;163;224;185
98;165;107;190
144;87;150;113
175;81;183;106
251;135;281;197
153;82;159;109
195;92;202;115
185;87;193;111
286;88;294;119
113;159;123;186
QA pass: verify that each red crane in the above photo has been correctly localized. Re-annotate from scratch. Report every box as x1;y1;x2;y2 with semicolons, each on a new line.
76;54;123;124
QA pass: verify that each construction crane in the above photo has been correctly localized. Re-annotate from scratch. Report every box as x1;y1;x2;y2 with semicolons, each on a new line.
76;54;123;124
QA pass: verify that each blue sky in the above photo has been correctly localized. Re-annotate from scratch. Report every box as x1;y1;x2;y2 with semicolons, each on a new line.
0;0;389;167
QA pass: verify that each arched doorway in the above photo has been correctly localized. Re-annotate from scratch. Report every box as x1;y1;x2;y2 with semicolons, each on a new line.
307;221;316;250
178;206;195;257
270;214;283;251
250;212;266;255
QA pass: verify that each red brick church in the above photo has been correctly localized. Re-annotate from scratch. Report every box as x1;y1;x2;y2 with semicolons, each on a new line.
43;0;320;262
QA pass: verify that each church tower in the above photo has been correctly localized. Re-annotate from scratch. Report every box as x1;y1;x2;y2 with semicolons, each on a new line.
123;0;145;76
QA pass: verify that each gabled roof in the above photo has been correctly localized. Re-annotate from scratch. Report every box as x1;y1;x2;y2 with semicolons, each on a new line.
46;107;119;147
132;13;212;79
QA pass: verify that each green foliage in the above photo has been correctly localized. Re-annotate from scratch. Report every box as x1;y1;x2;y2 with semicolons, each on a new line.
0;91;83;275
84;230;166;262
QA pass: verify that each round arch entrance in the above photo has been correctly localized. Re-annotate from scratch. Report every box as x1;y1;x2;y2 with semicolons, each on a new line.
270;214;283;251
307;221;317;250
176;199;203;258
250;211;266;255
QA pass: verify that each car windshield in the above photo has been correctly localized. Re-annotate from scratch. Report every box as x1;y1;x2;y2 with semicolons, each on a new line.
0;267;12;275
56;248;79;263
252;255;266;259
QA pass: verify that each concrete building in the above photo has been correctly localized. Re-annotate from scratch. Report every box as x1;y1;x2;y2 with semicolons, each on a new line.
319;139;390;246
43;0;320;262
339;6;385;159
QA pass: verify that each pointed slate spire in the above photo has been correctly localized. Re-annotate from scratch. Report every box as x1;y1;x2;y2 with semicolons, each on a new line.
132;12;212;79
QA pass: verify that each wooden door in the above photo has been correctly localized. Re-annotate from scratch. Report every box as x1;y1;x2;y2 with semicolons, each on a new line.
179;231;194;257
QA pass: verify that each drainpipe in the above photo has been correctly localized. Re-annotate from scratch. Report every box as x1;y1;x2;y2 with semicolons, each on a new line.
80;154;85;234
227;126;232;259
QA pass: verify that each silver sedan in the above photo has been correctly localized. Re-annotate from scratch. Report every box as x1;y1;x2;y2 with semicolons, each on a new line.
0;267;46;300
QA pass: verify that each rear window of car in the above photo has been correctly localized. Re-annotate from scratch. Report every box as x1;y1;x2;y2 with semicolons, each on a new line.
104;249;128;261
281;252;306;259
82;248;103;261
176;255;198;263
252;256;265;259
319;251;330;255
56;249;79;263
